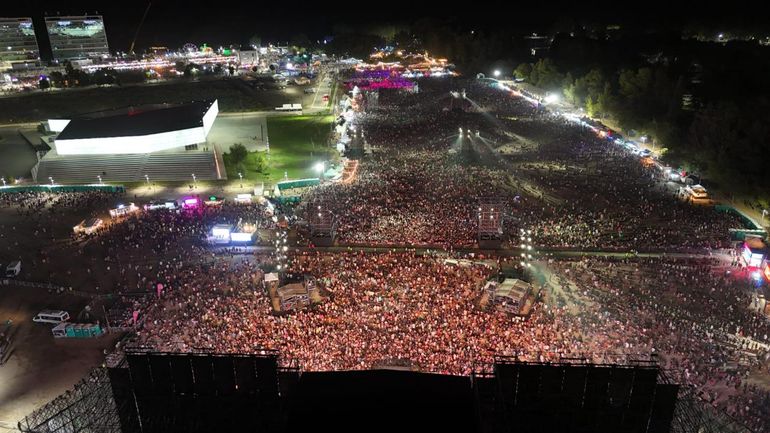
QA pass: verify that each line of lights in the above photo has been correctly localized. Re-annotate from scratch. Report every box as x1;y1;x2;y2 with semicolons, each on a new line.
519;228;536;269
79;55;238;72
274;230;290;275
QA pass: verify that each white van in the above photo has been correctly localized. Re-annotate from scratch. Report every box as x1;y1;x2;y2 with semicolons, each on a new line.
33;310;70;324
5;261;21;278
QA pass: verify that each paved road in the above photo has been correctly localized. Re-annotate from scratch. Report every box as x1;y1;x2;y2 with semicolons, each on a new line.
308;68;336;112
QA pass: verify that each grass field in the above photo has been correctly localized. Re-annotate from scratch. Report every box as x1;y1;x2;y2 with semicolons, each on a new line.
223;114;336;183
0;78;296;123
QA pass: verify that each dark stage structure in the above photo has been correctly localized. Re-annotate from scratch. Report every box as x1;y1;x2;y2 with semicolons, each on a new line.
20;352;750;433
474;357;679;433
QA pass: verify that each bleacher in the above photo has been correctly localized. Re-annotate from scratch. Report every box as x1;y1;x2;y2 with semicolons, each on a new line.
143;152;220;181
34;150;221;183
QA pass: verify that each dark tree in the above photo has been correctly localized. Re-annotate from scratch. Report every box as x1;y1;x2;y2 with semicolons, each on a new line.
326;33;384;59
228;143;248;166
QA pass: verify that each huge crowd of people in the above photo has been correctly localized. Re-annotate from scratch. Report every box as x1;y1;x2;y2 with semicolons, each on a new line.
550;256;770;431
305;78;748;251
0;190;120;216
131;251;654;374
2;76;770;431
304;151;511;247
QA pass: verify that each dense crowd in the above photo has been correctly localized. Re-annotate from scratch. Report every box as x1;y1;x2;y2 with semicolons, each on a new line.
0;190;120;216
508;127;745;250
304;151;512;247
305;78;748;250
90;200;277;256
551;257;770;431
3;76;769;432
133;251;653;374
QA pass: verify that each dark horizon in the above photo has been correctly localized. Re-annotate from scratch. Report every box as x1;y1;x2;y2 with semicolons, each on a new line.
4;0;770;55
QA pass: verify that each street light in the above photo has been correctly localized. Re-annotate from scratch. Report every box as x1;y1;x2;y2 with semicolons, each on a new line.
97;175;103;185
315;161;325;181
493;69;501;78
191;173;196;188
238;172;243;188
144;174;150;185
1;177;5;187
48;176;54;186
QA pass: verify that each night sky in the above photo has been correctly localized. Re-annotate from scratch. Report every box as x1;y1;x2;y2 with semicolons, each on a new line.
3;0;766;56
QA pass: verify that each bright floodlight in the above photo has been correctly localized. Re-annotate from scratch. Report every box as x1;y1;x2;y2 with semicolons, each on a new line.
493;70;501;77
212;226;231;238
315;162;325;173
544;93;560;104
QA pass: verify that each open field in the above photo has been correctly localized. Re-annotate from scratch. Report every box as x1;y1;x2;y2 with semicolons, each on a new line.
223;114;336;183
0;78;310;124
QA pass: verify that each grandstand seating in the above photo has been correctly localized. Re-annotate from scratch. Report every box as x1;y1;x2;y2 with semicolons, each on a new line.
34;150;221;183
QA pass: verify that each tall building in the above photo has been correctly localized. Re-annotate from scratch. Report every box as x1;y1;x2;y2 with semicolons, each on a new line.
45;15;109;60
0;17;40;63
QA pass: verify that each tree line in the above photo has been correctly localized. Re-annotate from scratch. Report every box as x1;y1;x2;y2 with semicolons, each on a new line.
511;40;770;197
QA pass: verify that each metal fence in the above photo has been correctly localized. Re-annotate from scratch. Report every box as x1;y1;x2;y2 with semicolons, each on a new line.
18;368;122;433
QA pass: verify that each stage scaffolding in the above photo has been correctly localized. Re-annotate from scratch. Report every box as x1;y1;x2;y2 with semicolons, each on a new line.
478;197;505;249
309;202;337;247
